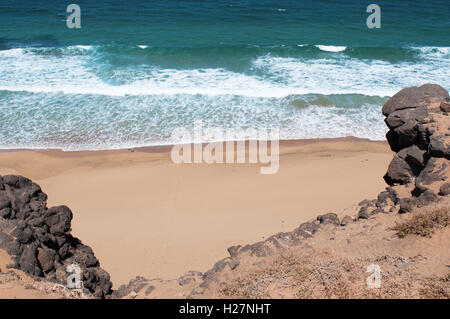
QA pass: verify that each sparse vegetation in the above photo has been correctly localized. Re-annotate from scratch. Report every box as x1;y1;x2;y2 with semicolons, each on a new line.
420;272;450;299
219;203;450;299
391;204;449;238
219;249;430;299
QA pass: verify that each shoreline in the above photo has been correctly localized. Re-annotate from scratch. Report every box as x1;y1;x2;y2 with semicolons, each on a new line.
0;136;387;155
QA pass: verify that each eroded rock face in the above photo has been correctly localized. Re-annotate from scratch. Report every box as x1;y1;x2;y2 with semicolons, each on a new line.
0;175;112;298
360;84;449;217
382;84;449;153
383;84;449;186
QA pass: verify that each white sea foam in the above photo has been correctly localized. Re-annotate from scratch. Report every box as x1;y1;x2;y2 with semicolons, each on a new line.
415;46;450;61
315;45;347;52
0;45;448;98
0;92;387;151
251;54;450;97
73;45;93;50
0;45;448;149
0;48;25;57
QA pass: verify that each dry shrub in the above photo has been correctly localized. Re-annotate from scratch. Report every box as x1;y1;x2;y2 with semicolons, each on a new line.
420;272;450;299
391;204;449;238
220;251;316;299
219;250;428;299
219;203;450;299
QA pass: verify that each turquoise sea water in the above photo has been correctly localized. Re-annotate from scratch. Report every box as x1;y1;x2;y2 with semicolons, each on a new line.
0;0;449;150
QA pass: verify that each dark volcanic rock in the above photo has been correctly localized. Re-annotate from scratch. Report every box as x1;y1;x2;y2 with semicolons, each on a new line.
376;189;398;206
0;174;112;298
37;246;57;273
382;84;448;152
296;221;320;236
416;158;447;186
316;213;340;225
227;245;241;258
385;109;413;129
178;271;203;286
114;276;150;298
0;208;11;218
380;84;449;213
440;100;450;113
402;145;427;172
383;154;415;185
417;190;439;207
384;146;429;186
358;207;370;219
0;192;11;210
385;121;418;152
428;135;449;158
398;198;417;214
382;84;449;116
45;206;73;235
19;244;41;276
439;182;450;196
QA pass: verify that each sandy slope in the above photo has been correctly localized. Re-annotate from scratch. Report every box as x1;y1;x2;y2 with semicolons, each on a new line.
116;200;449;299
0;138;392;286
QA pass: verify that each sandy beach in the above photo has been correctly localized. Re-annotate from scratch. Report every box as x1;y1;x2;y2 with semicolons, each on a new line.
0;138;392;286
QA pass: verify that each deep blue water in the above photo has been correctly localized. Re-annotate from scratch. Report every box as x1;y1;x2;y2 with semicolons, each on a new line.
0;0;449;150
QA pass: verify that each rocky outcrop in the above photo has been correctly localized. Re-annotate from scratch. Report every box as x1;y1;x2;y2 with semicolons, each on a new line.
382;84;448;152
358;84;450;217
0;175;112;298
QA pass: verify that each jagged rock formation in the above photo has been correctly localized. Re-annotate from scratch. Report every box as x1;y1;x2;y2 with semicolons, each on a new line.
359;84;450;216
0;175;112;298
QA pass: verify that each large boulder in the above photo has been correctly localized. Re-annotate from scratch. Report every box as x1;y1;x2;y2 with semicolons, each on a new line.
44;205;73;235
439;183;450;196
382;84;449;116
383;154;415;185
316;213;340;225
383;145;428;185
382;84;449;152
379;84;450;213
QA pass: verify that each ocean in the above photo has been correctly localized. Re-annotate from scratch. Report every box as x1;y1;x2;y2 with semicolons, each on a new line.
0;0;449;150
